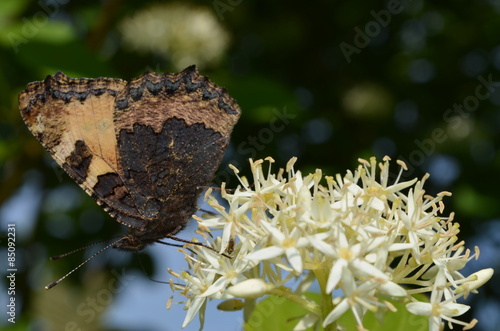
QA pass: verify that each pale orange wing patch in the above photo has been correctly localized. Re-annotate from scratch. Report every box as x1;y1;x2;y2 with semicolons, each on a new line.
19;72;146;227
19;72;123;189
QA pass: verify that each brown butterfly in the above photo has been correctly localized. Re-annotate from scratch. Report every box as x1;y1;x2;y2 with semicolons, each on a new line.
19;66;241;288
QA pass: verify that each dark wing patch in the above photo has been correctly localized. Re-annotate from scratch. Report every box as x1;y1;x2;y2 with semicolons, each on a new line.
117;118;228;235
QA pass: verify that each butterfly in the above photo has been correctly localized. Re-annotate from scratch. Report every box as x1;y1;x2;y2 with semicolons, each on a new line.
18;65;241;288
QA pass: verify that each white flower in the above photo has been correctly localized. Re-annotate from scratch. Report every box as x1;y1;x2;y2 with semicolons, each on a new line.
406;269;476;331
119;3;229;70
195;239;256;297
246;220;310;273
226;278;271;298
167;157;492;330
455;268;494;294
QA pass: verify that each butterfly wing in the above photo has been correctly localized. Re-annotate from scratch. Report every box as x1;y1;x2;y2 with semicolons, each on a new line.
18;72;147;228
113;66;241;235
19;67;241;235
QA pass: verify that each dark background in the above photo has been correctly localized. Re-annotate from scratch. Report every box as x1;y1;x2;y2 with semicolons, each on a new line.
1;0;499;330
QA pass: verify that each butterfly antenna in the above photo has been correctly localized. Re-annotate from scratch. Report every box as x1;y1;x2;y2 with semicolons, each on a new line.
45;237;124;290
160;235;231;258
49;237;120;260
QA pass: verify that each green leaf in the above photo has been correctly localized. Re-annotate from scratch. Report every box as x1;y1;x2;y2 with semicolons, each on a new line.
0;0;30;21
243;293;429;331
337;295;429;331
244;293;322;331
0;20;74;45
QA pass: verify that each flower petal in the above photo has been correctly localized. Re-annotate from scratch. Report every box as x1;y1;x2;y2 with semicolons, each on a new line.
286;247;303;273
246;246;284;261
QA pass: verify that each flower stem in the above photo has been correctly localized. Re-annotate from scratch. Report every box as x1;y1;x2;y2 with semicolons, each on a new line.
314;267;335;330
243;298;256;323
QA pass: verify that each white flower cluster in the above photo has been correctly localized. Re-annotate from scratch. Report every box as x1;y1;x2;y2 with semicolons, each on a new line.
168;157;493;330
119;3;229;70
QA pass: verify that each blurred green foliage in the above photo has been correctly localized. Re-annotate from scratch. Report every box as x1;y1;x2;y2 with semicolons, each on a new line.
244;293;428;331
1;0;499;330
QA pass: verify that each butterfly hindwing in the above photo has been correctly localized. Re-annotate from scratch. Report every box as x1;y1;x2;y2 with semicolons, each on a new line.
112;66;240;235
